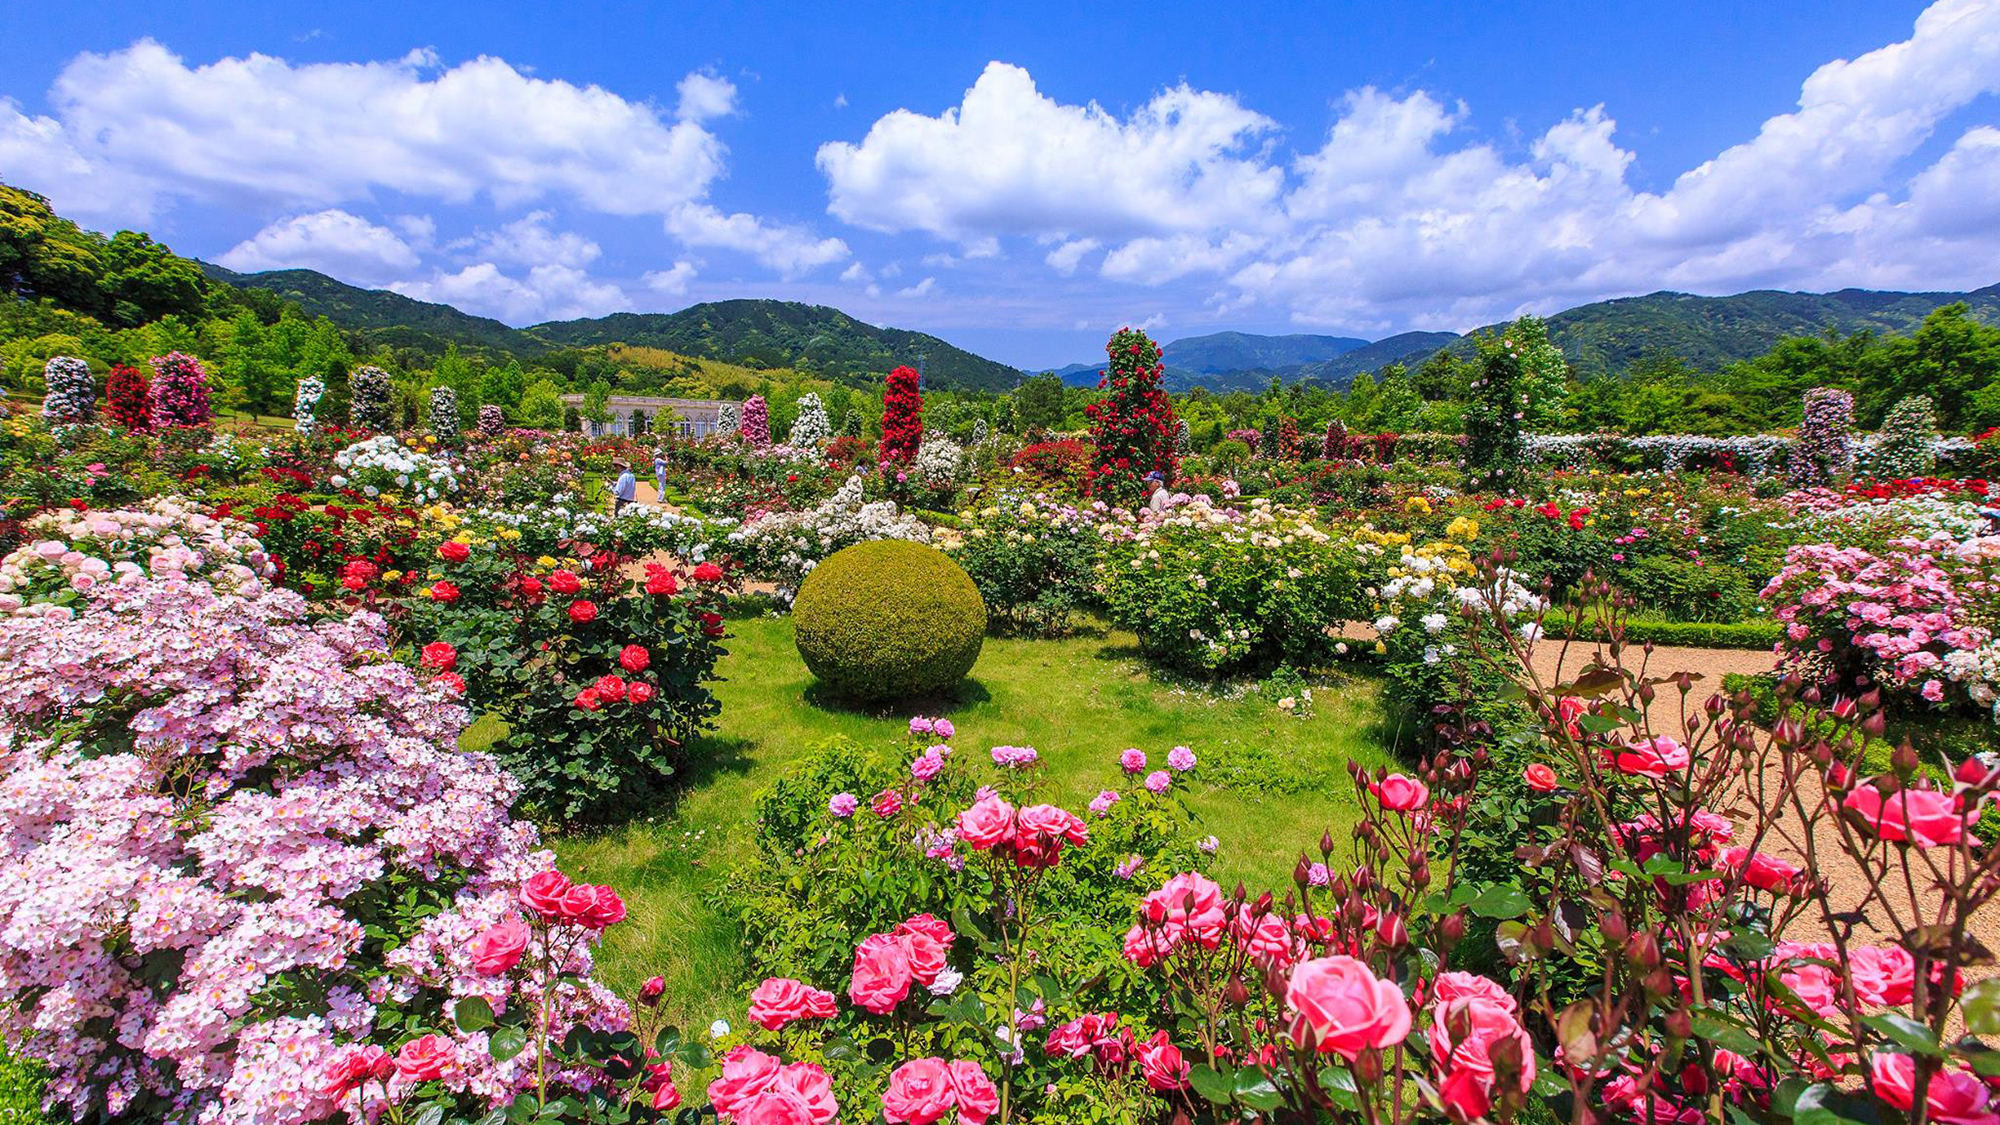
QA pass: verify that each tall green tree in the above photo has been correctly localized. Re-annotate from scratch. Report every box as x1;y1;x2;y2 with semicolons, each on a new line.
100;230;207;327
1013;371;1066;431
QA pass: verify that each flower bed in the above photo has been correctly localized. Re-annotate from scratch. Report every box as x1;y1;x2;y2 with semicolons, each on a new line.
1100;499;1364;675
0;569;624;1123
722;475;931;600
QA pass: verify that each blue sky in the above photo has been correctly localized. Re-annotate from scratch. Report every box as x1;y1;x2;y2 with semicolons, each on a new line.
4;0;1994;368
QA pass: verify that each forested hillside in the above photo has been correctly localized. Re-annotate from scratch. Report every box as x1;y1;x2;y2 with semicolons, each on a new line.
531;300;1021;392
202;264;544;361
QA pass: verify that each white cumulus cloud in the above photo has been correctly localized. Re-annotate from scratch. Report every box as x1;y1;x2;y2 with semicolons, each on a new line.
644;261;698;296
0;40;728;222
217;209;420;283
676;71;738;123
665;203;849;276
819;0;2000;332
817;61;1284;244
0;40;849;296
477;210;602;268
393;262;630;324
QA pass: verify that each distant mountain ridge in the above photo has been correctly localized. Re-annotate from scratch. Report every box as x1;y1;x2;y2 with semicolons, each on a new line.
1162;331;1368;373
1464;286;2000;379
209;258;2000;394
532;301;1020;392
1043;286;2000;391
200;263;545;358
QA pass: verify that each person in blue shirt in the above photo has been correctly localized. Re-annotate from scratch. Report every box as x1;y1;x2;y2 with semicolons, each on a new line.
612;460;637;515
652;451;667;505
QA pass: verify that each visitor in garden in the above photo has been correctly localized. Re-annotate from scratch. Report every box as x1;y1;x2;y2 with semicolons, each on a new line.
612;460;637;515
1145;470;1170;513
652;450;667;503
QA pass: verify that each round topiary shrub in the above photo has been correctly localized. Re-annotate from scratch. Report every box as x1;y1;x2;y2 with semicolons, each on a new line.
793;540;986;702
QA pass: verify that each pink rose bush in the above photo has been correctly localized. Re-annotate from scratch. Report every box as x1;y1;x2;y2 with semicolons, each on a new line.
1762;533;2000;722
0;565;628;1123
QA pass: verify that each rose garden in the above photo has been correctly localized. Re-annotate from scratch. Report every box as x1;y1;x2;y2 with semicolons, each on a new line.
7;324;2000;1125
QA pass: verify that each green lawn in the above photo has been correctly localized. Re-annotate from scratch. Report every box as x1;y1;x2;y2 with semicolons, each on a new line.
536;613;1398;1026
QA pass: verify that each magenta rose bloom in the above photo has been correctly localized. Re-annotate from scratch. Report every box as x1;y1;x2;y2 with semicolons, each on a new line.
847;933;914;1014
881;1057;953;1125
519;870;572;919
393;1033;457;1082
1370;773;1429;811
468;917;530;975
1843;784;1976;846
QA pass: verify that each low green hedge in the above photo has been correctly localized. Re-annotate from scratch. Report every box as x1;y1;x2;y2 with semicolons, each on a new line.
1542;613;1782;650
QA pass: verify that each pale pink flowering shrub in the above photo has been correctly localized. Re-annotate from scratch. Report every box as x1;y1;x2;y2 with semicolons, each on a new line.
1761;534;2000;719
0;574;624;1123
0;498;273;618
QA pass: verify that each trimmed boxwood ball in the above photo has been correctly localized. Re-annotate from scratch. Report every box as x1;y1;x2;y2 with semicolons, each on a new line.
793;540;987;702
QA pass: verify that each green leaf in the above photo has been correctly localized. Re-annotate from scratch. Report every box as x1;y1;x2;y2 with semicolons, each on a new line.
410;1106;444;1125
489;1025;529;1062
455;995;495;1033
1861;1013;1942;1056
1964;978;2000;1035
1189;1064;1234;1104
1689;1011;1764;1059
1232;1068;1281;1110
1467;883;1532;919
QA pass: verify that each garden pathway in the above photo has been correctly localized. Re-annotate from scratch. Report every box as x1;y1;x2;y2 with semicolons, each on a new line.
1520;638;2000;966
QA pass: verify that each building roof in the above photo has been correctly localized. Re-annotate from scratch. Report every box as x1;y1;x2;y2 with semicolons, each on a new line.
557;394;733;411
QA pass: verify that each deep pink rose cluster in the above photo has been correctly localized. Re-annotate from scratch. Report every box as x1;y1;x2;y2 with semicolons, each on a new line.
1423;972;1533;1120
706;1047;837;1124
848;914;957;1015
880;1057;997;1125
747;976;838;1031
954;794;1088;868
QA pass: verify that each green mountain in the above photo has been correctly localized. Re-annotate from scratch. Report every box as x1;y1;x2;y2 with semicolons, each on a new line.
200;263;545;358
1466;287;2000;379
1160;331;1367;374
201;265;1023;390
530;301;1021;392
1295;331;1464;387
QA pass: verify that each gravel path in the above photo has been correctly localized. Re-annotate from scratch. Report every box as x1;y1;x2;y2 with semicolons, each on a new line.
1520;637;2000;964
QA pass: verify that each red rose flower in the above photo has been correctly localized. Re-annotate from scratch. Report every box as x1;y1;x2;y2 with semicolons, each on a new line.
593;674;627;703
619;644;650;672
434;671;466;695
438;541;470;563
549;569;583;594
693;561;724;582
420;641;457;671
429;581;460;604
568;598;598;623
518;575;543;598
701;611;724;637
575;688;602;711
643;564;678;596
520;870;571;918
628;681;655;704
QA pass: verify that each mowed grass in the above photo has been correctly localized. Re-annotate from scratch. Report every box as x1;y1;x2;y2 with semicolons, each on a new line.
519;613;1396;1025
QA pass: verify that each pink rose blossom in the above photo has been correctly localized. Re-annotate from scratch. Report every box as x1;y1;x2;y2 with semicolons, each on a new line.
1285;955;1412;1058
